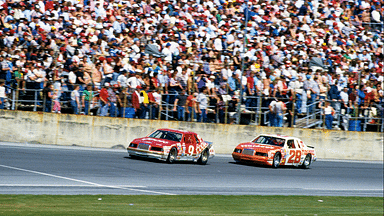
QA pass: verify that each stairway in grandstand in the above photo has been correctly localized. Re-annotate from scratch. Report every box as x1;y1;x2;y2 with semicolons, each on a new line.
294;117;323;128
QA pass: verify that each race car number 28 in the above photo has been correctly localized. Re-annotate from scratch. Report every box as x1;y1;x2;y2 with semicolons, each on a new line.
288;150;301;163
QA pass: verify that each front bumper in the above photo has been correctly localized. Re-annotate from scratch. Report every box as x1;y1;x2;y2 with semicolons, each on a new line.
232;153;271;165
127;147;167;160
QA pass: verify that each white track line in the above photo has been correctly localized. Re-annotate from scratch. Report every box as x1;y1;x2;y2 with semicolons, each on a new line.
0;184;146;187
0;164;175;195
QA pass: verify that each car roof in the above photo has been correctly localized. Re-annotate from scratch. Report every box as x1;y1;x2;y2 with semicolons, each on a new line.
157;128;195;135
259;134;298;140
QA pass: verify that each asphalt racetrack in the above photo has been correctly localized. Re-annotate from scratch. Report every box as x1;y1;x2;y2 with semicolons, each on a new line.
0;142;382;197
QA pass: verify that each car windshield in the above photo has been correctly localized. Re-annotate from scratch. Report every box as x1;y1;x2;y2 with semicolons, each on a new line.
148;130;183;142
252;136;285;147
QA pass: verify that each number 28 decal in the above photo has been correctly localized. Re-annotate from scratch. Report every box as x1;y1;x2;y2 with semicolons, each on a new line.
287;150;302;163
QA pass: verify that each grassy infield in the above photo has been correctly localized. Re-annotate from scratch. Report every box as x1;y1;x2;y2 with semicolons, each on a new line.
0;195;381;215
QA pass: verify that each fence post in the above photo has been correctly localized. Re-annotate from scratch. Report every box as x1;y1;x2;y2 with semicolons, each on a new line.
291;94;296;127
258;95;262;126
166;96;169;121
11;89;15;110
224;98;228;124
33;90;37;112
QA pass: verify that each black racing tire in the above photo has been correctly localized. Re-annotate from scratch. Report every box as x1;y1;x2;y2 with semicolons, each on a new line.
272;152;281;168
301;154;312;169
198;149;209;165
166;147;177;164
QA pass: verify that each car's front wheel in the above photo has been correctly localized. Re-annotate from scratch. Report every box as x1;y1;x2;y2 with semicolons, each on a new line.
272;152;281;168
198;149;209;165
301;154;311;169
166;147;177;164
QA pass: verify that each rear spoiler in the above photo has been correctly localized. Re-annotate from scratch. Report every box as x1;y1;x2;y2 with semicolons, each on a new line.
206;141;213;149
307;145;315;149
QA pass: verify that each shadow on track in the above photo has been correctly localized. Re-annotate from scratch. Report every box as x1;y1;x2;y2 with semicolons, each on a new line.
123;156;210;166
228;161;306;169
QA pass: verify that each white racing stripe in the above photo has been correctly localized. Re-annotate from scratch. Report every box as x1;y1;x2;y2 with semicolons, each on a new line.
0;184;146;187
0;164;175;195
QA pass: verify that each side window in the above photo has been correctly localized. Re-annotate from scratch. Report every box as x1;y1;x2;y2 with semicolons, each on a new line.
295;140;303;149
287;140;295;149
184;134;194;144
194;135;200;144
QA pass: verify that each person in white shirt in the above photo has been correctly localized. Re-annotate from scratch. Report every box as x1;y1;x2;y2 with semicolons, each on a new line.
117;70;128;88
127;72;140;91
0;79;6;109
70;84;80;114
339;87;349;114
162;43;172;62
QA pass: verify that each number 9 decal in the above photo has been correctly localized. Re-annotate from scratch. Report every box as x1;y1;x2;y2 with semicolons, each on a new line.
188;145;194;155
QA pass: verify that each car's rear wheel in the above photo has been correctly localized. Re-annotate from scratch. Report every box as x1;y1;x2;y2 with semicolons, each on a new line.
198;149;209;165
272;152;281;168
166;148;177;164
301;154;311;169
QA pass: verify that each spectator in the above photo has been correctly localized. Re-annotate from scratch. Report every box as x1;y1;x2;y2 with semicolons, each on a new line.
108;84;119;117
228;73;240;95
186;92;198;122
82;84;94;115
227;95;239;124
173;88;188;121
117;87;133;118
139;85;150;119
309;76;320;113
320;101;336;130
132;86;142;119
269;99;277;127
274;98;287;127
52;88;61;114
340;87;350;115
70;84;80;115
217;94;227;124
197;87;208;123
148;88;161;120
42;82;53;112
117;70;128;88
0;79;6;109
99;83;110;117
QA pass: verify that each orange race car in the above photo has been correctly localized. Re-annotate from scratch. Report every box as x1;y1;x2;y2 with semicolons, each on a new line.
127;128;215;165
232;134;316;168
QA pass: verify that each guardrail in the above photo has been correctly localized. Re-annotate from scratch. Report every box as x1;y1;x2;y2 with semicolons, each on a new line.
2;87;383;132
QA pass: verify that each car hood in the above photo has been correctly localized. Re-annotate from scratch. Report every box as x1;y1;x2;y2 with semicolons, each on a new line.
236;142;283;153
132;137;179;147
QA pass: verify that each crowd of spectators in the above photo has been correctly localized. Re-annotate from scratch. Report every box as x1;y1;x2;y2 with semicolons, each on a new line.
0;0;383;129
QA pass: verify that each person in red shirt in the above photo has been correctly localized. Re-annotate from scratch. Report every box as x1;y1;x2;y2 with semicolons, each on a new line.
245;71;256;110
99;83;110;116
186;92;198;121
132;86;142;118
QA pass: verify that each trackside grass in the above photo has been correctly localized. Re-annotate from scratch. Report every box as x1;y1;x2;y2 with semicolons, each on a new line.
0;195;381;215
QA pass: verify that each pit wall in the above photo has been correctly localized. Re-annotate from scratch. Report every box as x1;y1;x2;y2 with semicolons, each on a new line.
0;110;383;161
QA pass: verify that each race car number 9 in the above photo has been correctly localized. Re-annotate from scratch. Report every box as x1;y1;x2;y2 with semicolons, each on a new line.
288;150;302;163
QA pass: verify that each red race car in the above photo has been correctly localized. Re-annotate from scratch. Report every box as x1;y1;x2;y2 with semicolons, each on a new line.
127;129;215;165
232;134;316;168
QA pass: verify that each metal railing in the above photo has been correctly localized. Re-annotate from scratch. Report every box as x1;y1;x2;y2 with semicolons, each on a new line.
3;87;383;132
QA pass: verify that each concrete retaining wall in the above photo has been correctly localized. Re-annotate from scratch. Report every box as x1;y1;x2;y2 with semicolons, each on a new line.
0;110;382;161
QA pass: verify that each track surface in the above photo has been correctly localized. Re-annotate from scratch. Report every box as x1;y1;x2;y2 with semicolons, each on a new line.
0;142;382;196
